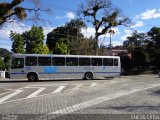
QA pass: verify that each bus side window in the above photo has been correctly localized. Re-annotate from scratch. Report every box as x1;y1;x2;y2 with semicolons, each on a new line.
79;58;90;66
91;58;102;66
11;58;24;69
66;57;78;66
52;57;65;66
103;58;113;66
26;57;37;66
38;57;51;66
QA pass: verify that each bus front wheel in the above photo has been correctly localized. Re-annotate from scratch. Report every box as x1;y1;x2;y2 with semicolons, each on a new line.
27;73;38;82
85;72;93;80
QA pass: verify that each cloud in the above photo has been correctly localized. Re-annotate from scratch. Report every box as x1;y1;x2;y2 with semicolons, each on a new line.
0;21;54;51
131;21;144;28
120;29;132;41
55;16;63;20
135;9;160;20
81;27;95;38
66;12;75;20
112;41;123;46
56;11;75;20
0;22;30;40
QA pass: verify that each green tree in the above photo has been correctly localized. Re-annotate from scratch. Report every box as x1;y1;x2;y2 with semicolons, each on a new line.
78;0;130;55
127;31;148;47
132;47;149;69
0;48;10;57
31;45;49;54
46;19;86;54
0;58;5;70
46;26;68;53
0;0;51;27
70;37;95;55
147;27;160;66
54;38;68;54
0;48;10;70
3;53;11;70
23;26;45;54
148;27;160;48
10;31;24;53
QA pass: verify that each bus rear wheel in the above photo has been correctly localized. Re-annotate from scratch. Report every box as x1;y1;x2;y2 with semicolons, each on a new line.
85;72;93;80
27;73;38;82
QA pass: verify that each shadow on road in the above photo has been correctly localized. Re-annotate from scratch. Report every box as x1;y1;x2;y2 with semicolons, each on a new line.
109;105;160;112
0;77;113;83
93;105;160;113
149;89;160;96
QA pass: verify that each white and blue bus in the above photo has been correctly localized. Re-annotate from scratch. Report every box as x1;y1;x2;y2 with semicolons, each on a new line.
9;54;121;81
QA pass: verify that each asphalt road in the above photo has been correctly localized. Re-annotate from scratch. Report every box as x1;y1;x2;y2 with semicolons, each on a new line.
0;75;160;120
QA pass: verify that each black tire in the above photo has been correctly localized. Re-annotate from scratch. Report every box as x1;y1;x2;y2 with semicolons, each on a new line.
85;72;93;80
27;73;38;82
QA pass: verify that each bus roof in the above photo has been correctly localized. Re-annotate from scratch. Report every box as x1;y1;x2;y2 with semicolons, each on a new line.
11;54;120;58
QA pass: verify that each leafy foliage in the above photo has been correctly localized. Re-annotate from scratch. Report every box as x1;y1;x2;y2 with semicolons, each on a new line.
10;25;49;54
0;48;10;57
0;58;5;70
54;38;68;54
0;0;52;27
125;27;160;71
46;19;90;55
23;26;45;54
10;31;24;53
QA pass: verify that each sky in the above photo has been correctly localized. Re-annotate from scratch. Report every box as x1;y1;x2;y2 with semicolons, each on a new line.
1;0;160;51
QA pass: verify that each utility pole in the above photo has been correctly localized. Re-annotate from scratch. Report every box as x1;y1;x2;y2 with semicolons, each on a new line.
109;31;112;56
67;29;69;55
109;28;115;56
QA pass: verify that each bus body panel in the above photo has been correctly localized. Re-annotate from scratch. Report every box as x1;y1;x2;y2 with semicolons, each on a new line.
9;54;121;80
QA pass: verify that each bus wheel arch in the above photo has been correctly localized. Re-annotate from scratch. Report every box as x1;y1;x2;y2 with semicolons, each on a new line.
84;72;94;80
27;72;39;82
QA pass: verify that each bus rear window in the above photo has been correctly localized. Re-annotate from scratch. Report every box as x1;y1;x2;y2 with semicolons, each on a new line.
11;58;24;69
114;58;118;66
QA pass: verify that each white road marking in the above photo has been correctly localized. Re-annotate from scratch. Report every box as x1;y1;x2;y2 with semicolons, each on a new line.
0;91;13;96
72;84;83;90
0;89;23;104
28;84;69;87
26;87;46;98
24;86;43;89
110;81;119;83
1;83;160;105
89;83;97;87
52;86;66;94
50;84;160;114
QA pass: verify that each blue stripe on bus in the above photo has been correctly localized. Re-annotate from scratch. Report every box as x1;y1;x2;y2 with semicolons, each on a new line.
43;66;57;73
10;72;121;74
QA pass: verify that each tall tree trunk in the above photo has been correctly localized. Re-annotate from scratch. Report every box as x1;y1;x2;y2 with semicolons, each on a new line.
94;33;99;55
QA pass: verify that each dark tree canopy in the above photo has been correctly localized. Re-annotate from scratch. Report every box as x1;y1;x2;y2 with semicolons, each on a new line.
0;0;52;27
148;27;160;45
0;48;10;57
46;19;86;53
